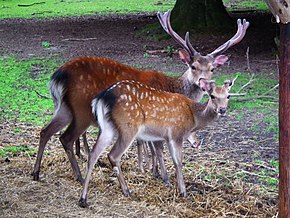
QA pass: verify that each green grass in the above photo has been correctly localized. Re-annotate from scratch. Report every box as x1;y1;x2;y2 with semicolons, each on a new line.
0;145;37;157
0;0;175;19
223;0;268;11
255;159;279;191
0;0;269;19
41;41;51;48
188;157;278;192
0;56;60;125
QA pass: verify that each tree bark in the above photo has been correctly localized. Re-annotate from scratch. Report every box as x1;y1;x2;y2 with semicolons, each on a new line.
171;0;233;32
278;22;290;218
265;1;290;217
266;0;290;24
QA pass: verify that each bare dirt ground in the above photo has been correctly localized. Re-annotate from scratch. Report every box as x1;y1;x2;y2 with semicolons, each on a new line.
0;12;279;217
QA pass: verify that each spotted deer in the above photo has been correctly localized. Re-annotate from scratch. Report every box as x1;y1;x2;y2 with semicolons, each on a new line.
78;78;235;207
32;11;249;183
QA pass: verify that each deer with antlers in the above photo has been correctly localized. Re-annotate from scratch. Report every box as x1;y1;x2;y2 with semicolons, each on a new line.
32;11;249;183
78;78;236;207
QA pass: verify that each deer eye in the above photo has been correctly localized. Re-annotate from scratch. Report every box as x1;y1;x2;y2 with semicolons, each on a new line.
191;65;196;70
210;95;215;99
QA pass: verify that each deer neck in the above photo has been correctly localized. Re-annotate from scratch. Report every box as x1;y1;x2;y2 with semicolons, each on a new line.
192;100;218;131
171;73;204;102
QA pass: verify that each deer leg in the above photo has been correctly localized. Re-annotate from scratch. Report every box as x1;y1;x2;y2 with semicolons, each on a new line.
59;118;91;184
32;107;71;181
137;140;151;173
136;140;145;173
148;142;159;178
79;129;114;208
167;138;186;197
75;132;89;160
75;137;81;158
108;135;136;197
82;132;90;155
142;141;151;170
154;141;169;185
187;132;201;149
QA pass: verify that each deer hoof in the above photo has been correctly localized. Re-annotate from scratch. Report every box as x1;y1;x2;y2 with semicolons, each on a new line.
31;171;40;181
78;198;88;208
123;189;131;197
76;176;84;185
180;192;187;198
152;169;160;179
164;181;172;188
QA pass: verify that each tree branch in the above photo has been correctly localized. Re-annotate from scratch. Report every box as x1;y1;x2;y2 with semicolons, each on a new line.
246;47;251;72
232;95;278;102
18;2;45;7
232;84;279;102
61;37;98;42
35;91;49;99
237;74;255;93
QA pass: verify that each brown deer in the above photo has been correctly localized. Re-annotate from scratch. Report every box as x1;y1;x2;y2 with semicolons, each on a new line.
78;78;235;207
32;11;249;183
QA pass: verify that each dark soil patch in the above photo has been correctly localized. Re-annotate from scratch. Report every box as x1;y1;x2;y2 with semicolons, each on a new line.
0;11;278;217
0;12;278;75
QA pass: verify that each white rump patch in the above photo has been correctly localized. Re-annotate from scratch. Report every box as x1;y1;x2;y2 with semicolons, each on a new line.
91;98;115;137
49;79;65;116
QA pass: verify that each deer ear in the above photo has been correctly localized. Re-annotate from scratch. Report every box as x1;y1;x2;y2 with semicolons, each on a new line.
224;80;233;90
208;81;216;94
178;49;192;64
199;79;215;93
213;55;228;67
224;75;237;90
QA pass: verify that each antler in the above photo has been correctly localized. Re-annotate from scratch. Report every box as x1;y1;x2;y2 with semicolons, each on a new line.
157;11;199;57
158;11;249;59
209;19;250;57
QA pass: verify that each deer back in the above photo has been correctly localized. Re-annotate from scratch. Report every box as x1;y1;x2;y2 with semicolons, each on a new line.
51;56;212;121
92;80;195;140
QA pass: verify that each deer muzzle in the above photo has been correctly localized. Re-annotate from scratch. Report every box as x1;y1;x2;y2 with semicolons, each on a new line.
219;107;227;115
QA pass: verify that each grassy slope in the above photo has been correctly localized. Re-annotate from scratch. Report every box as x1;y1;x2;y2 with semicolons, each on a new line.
0;0;268;19
0;56;59;125
0;0;175;19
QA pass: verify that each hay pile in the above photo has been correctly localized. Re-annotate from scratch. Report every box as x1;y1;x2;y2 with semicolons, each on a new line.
0;111;278;217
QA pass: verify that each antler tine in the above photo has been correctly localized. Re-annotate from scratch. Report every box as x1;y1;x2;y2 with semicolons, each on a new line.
209;19;244;56
157;11;197;57
225;75;238;90
232;74;239;85
185;32;199;57
228;19;249;45
157;11;189;52
209;19;250;57
157;11;169;32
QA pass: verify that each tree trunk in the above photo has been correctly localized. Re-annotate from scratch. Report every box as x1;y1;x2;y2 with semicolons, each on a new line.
265;1;290;217
171;0;233;32
278;22;290;218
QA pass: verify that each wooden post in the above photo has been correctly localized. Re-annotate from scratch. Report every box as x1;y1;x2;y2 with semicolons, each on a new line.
265;1;290;216
279;22;290;218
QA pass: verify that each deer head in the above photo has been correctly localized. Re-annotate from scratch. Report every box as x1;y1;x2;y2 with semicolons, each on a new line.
157;11;249;84
199;77;236;116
